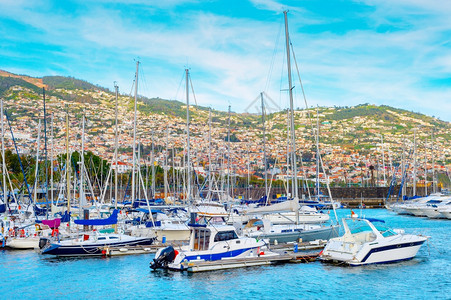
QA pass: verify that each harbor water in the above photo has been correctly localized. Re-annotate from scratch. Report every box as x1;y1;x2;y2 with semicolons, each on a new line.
1;209;450;299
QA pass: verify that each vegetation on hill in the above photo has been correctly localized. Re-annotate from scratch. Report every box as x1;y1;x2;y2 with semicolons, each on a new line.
43;76;109;92
0;76;42;96
325;104;394;121
138;97;187;118
1;70;449;148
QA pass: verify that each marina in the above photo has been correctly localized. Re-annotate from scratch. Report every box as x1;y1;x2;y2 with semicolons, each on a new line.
0;1;450;299
1;209;449;299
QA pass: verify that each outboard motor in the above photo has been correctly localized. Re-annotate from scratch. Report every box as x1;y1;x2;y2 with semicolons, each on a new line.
150;246;177;270
39;237;49;249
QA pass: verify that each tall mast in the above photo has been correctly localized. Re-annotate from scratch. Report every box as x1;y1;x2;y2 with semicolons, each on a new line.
132;60;139;205
261;93;268;199
413;128;417;196
43;88;48;207
431;129;435;193
424;142;428;196
381;134;386;186
208;108;212;199
316;107;320;200
286;109;290;195
79;109;85;216
185;68;191;203
1;99;6;213
65;104;71;220
247;141;251;200
137;142;141;199
114;83;119;209
164;126;169;203
227;105;231;200
401;140;406;199
50;113;54;205
172;146;176;199
33;121;42;205
284;10;298;200
151;128;155;198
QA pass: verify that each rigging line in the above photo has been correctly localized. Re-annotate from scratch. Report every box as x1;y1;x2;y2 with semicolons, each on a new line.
173;71;185;101
189;73;198;107
139;64;150;97
290;41;313;129
290;42;330;201
279;43;287;111
265;18;284;93
128;78;135;99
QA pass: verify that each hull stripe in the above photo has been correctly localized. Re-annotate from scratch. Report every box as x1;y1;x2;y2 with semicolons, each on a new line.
361;241;425;263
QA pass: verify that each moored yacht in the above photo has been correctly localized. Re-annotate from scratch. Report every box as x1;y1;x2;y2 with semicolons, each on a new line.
150;217;275;271
320;217;428;266
40;231;156;257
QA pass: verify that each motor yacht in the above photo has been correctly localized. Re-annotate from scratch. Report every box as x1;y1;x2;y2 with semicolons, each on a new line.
320;217;428;266
150;220;275;271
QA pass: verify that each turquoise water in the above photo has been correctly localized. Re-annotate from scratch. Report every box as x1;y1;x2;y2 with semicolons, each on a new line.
1;209;450;299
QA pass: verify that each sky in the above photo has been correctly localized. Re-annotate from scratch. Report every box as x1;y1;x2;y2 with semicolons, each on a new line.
0;0;450;121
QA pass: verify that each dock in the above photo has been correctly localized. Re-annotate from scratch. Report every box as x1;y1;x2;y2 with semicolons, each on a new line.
102;240;326;260
183;251;319;273
101;240;188;256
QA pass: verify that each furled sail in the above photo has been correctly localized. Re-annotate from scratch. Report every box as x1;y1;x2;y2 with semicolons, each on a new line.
74;209;118;226
245;199;299;214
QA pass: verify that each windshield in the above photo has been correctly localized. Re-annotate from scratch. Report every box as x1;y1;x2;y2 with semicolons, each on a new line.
345;219;374;234
375;224;397;237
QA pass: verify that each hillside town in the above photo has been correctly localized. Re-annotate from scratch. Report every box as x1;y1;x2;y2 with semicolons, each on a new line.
2;78;451;192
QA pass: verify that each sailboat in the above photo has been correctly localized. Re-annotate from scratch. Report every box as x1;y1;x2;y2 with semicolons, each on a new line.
39;209;156;256
242;11;339;244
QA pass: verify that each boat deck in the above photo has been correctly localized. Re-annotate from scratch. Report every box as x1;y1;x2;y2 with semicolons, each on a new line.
183;251;319;273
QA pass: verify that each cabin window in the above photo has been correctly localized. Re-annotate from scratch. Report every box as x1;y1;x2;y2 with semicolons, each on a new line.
98;237;107;240
194;229;211;250
214;230;238;242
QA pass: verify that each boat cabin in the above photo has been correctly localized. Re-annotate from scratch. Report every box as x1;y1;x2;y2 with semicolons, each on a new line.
342;217;400;244
189;225;239;251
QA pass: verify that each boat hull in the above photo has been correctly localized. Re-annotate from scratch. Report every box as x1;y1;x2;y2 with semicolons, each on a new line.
265;213;330;224
251;225;339;244
131;227;190;242
41;237;155;257
7;237;40;249
349;240;426;266
439;210;451;219
321;237;427;266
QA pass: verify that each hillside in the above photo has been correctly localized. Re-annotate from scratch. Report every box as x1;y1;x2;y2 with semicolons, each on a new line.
0;70;449;189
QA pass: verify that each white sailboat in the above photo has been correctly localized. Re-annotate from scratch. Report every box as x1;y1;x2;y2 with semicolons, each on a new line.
241;11;339;244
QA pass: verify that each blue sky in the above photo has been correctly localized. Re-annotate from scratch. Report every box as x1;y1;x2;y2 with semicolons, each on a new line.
0;0;450;121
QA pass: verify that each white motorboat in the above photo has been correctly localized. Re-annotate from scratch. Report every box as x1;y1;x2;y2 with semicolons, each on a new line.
263;206;330;224
392;193;451;217
243;218;339;244
129;210;190;242
320;217;428;266
438;205;451;219
7;236;41;249
150;222;275;271
6;218;64;249
422;202;450;219
242;199;339;244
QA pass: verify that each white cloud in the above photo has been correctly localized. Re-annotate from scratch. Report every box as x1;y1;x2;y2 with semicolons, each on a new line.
0;0;450;121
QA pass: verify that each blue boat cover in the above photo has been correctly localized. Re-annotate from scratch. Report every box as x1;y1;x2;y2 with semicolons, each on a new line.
365;218;385;223
60;211;71;223
74;209;118;226
134;208;163;214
